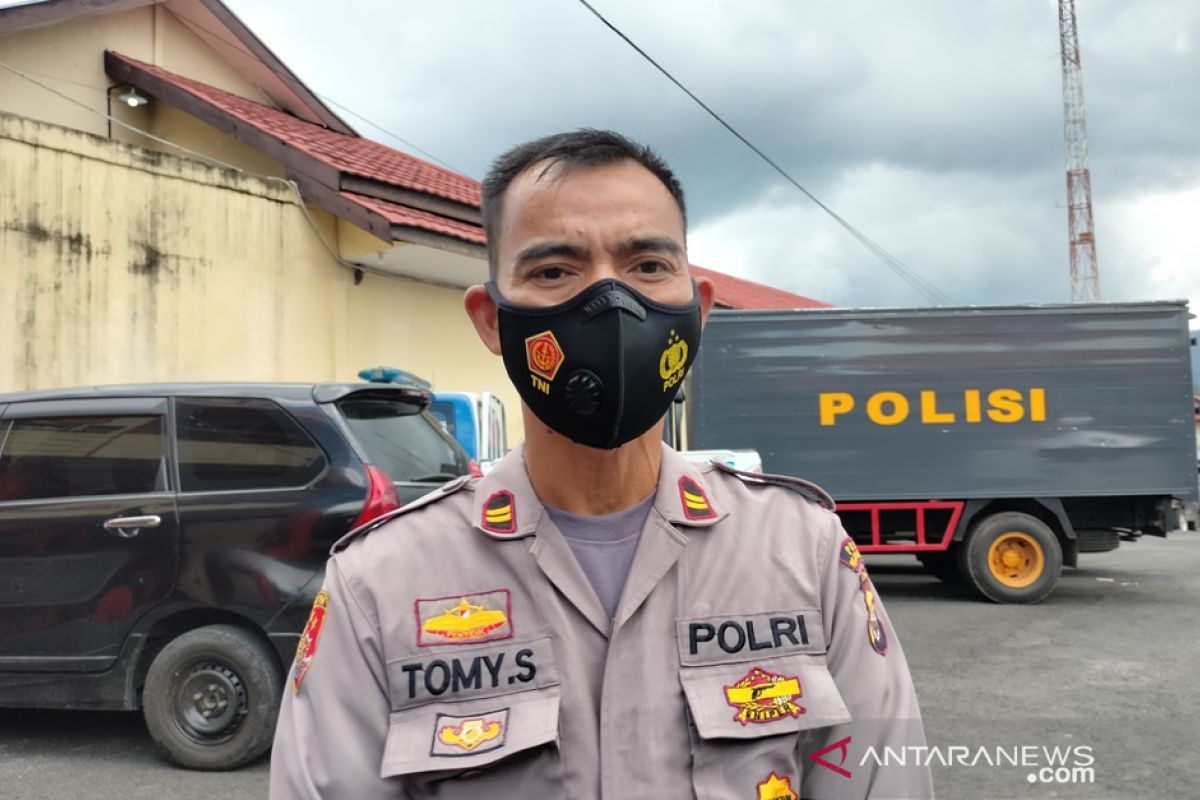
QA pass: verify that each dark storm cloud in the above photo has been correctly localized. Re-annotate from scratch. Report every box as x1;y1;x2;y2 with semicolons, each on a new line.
229;0;1200;309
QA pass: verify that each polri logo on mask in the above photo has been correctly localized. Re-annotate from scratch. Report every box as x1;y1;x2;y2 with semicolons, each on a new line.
659;329;688;392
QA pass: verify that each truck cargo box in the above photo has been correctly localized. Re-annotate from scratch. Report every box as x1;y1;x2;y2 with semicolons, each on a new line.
687;301;1198;505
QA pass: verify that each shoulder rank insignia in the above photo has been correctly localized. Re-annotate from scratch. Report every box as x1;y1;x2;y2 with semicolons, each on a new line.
481;490;517;534
710;461;835;511
678;476;718;521
331;475;472;554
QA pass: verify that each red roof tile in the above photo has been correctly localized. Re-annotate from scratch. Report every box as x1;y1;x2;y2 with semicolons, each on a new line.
109;52;480;208
342;193;485;245
107;52;828;308
692;265;830;310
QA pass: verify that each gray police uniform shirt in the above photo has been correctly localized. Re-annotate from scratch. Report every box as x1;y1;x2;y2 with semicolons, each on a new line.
545;492;655;620
269;444;934;800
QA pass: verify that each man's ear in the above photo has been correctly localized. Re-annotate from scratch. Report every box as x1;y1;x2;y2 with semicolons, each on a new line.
696;275;717;327
464;284;502;355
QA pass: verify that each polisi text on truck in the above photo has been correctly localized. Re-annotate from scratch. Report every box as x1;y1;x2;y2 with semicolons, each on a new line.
818;388;1047;427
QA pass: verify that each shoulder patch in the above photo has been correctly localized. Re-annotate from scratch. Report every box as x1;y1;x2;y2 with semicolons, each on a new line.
709;461;836;511
332;475;472;554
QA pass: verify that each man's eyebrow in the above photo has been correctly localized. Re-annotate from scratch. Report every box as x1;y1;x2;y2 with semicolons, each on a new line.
515;241;588;264
614;235;684;258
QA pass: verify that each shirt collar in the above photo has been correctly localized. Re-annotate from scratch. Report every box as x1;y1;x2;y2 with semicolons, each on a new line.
472;443;543;540
471;442;728;540
652;443;728;528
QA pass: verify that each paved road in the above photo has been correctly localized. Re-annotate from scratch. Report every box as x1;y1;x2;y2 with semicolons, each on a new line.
880;530;1200;800
1;531;1197;799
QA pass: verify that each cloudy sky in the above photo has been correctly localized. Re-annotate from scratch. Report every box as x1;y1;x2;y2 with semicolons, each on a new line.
228;0;1199;316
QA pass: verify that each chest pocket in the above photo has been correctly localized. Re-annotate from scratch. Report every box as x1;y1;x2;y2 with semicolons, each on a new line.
677;612;852;799
381;636;565;797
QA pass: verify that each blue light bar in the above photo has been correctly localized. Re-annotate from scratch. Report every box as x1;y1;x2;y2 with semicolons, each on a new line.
357;366;433;391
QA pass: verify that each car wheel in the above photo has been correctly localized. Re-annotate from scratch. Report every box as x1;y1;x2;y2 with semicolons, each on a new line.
959;512;1062;604
143;624;282;770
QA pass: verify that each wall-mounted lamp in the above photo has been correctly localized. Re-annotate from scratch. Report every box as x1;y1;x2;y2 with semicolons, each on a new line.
117;87;149;107
105;84;151;138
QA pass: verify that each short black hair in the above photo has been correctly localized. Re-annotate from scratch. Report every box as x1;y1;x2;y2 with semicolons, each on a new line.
481;129;687;279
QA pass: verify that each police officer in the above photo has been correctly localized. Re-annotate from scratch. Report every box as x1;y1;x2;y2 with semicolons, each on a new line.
270;130;933;799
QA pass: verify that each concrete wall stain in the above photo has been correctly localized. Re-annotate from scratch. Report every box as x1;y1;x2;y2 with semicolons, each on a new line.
129;240;164;276
3;216;104;260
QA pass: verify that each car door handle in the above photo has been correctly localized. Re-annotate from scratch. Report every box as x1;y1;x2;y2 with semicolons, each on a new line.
104;515;162;538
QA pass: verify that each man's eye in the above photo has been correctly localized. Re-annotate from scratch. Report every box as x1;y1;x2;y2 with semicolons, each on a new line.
535;267;566;280
636;260;668;274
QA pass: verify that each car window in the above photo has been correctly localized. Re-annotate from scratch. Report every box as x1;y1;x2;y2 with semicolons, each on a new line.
427;399;459;439
337;396;469;482
0;415;166;501
176;398;327;492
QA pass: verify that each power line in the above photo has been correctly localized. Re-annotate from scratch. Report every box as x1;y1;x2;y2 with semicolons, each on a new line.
312;92;466;175
576;0;954;305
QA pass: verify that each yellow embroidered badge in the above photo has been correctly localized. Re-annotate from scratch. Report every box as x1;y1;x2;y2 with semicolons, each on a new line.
724;666;805;725
416;589;514;646
756;772;798;800
437;717;504;752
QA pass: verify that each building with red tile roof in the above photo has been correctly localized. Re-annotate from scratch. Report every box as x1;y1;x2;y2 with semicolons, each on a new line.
104;47;825;308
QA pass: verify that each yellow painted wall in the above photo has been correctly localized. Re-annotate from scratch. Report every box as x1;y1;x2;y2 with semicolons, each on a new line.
0;5;284;175
0;113;523;445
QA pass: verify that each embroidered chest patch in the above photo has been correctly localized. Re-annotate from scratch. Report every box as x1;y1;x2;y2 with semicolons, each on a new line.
415;589;513;646
292;590;328;694
723;666;805;725
756;772;798;800
432;708;509;756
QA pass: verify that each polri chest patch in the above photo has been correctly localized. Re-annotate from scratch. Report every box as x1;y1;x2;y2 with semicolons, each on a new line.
415;589;513;646
292;590;328;694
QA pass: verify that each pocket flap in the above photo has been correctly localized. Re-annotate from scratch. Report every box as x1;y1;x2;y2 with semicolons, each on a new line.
381;685;561;776
679;655;851;740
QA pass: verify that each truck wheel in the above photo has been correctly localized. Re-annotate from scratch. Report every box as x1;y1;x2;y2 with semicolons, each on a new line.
918;550;961;584
959;512;1062;604
143;625;282;770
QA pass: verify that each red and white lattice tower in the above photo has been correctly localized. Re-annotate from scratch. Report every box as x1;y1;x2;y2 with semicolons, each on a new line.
1059;0;1101;302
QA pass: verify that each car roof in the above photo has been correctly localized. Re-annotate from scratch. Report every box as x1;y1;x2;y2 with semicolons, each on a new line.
0;382;424;405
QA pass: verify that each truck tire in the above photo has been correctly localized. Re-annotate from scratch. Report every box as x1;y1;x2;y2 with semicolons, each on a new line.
917;550;961;584
1075;528;1121;553
959;512;1062;604
143;625;282;770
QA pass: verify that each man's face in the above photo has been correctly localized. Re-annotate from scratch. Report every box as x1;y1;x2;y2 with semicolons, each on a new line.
491;159;693;308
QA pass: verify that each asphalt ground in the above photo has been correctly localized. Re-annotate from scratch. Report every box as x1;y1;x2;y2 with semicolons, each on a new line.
1;531;1197;799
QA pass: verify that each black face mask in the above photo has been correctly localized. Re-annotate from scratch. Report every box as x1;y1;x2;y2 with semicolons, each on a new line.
486;279;702;450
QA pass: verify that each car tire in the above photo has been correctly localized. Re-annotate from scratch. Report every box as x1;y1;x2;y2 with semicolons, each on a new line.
959;512;1062;604
143;624;282;771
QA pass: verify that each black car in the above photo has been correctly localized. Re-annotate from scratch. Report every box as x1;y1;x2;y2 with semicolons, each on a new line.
0;382;472;770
